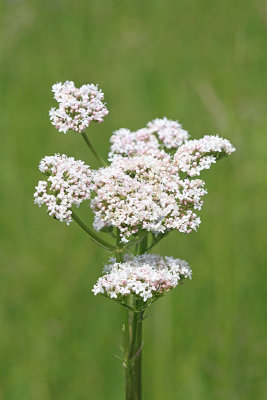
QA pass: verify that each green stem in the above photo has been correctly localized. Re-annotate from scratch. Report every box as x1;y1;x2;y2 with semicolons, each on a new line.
139;235;148;255
71;210;115;251
124;306;143;400
124;231;148;250
81;132;107;166
122;235;147;400
116;230;132;399
128;301;138;361
123;307;131;398
146;231;170;252
134;309;143;399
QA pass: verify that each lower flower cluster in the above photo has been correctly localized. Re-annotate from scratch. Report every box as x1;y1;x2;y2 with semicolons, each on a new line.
92;254;192;302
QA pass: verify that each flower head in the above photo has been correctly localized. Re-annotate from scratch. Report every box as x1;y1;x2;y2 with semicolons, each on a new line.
109;127;160;160
49;81;108;133
174;135;236;176
147;117;189;149
92;254;192;302
91;154;206;242
34;154;92;223
109;117;189;160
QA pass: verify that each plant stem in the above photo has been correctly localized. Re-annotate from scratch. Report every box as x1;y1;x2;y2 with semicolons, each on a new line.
146;231;170;252
122;234;147;400
139;235;148;255
135;308;143;399
124;231;147;250
81;131;107;166
71;210;115;251
123;304;143;400
117;228;134;399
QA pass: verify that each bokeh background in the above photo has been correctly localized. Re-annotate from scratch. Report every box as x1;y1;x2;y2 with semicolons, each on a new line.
0;0;266;399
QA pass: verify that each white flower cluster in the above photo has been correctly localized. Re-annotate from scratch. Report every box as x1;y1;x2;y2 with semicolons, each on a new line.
109;128;160;159
92;254;192;301
109;117;189;160
91;154;207;242
49;81;109;133
34;154;92;223
147;117;189;149
93;122;236;241
174;135;236;176
36;79;236;241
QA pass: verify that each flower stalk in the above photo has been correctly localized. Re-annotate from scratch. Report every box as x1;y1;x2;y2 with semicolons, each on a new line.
120;234;147;400
71;210;115;252
82;132;107;167
123;305;144;400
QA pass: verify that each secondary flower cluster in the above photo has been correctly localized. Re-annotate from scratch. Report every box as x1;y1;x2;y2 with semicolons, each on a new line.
147;117;189;149
34;154;92;223
174;135;235;176
92;254;192;301
49;81;108;133
91;154;206;242
109;117;189;160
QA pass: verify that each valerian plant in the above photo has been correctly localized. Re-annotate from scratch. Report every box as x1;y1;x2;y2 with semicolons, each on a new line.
34;80;235;400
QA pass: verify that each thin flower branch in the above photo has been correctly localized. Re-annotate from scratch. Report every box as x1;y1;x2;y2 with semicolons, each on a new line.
146;231;172;252
71;210;115;251
124;231;148;250
82;132;107;167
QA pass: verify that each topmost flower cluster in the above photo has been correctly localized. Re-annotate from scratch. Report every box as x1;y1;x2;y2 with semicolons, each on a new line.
49;81;109;133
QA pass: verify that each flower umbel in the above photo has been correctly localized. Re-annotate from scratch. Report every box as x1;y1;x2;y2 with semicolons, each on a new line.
91;154;207;242
34;154;92;223
109;117;189;160
49;80;109;133
147;117;189;149
174;135;236;176
92;254;192;302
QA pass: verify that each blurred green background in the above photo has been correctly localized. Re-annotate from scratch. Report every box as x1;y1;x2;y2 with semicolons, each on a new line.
0;0;266;399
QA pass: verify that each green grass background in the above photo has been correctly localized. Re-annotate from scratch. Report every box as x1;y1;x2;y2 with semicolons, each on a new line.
0;0;266;399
